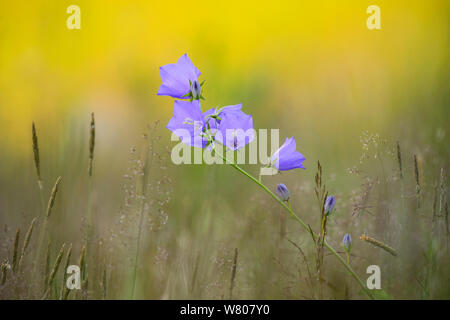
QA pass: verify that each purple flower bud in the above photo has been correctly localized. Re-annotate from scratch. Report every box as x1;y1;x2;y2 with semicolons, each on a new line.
343;233;352;252
276;183;290;201
190;79;202;100
324;195;336;216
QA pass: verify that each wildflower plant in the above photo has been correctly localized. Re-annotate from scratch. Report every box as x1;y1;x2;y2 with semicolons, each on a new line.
158;54;374;299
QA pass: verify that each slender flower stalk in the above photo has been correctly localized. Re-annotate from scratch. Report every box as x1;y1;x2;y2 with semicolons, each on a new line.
212;145;374;299
158;54;374;299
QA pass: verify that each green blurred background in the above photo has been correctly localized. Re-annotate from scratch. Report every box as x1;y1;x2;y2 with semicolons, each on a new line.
0;0;449;299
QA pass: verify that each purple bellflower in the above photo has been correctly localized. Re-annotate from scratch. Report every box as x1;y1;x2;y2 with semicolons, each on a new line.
166;100;208;148
214;108;254;151
343;233;352;252
324;195;336;216
157;54;203;100
204;104;243;131
270;137;306;171
276;183;290;201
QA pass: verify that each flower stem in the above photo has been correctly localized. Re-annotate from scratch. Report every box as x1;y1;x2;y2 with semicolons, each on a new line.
215;151;374;299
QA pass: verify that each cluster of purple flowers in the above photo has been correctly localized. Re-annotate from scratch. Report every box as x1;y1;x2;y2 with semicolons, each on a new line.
158;55;348;250
157;54;306;172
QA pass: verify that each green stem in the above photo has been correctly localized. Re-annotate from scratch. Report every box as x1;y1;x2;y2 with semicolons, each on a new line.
215;151;374;299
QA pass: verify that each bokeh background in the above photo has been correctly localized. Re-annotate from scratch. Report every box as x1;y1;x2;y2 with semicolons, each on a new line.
0;0;449;299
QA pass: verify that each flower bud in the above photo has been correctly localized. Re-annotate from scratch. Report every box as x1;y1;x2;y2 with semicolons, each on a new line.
190;79;202;100
324;195;336;216
276;183;290;201
343;233;352;252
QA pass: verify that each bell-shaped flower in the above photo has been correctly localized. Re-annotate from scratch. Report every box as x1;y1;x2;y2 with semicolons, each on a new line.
166;100;208;148
270;137;306;171
204;104;243;131
157;54;202;100
214;108;254;151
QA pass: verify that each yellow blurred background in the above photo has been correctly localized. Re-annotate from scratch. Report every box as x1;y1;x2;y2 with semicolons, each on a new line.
1;0;448;154
0;0;449;300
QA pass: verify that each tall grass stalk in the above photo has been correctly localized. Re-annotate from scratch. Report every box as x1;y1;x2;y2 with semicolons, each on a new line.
42;243;65;299
213;145;374;299
130;124;157;299
18;217;37;270
44;241;51;288
84;113;96;291
85;113;95;244
33;176;62;276
313;161;328;299
414;154;421;208
32;122;45;211
12;228;20;273
48;244;65;285
31;122;49;274
60;243;72;300
229;248;238;299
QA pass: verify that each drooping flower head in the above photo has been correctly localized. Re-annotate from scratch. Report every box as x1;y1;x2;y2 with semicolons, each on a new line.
343;233;352;252
215;112;254;151
157;54;203;100
276;183;290;201
205;104;254;151
166;100;208;148
270;137;306;171
324;195;336;216
204;104;243;131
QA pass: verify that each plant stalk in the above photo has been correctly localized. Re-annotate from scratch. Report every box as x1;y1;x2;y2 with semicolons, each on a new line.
214;150;374;299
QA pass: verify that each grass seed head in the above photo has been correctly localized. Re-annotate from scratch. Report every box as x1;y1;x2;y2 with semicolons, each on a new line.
46;176;62;219
32;122;42;188
88;112;96;177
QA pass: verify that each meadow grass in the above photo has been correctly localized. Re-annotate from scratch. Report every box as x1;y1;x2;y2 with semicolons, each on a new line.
0;114;448;300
